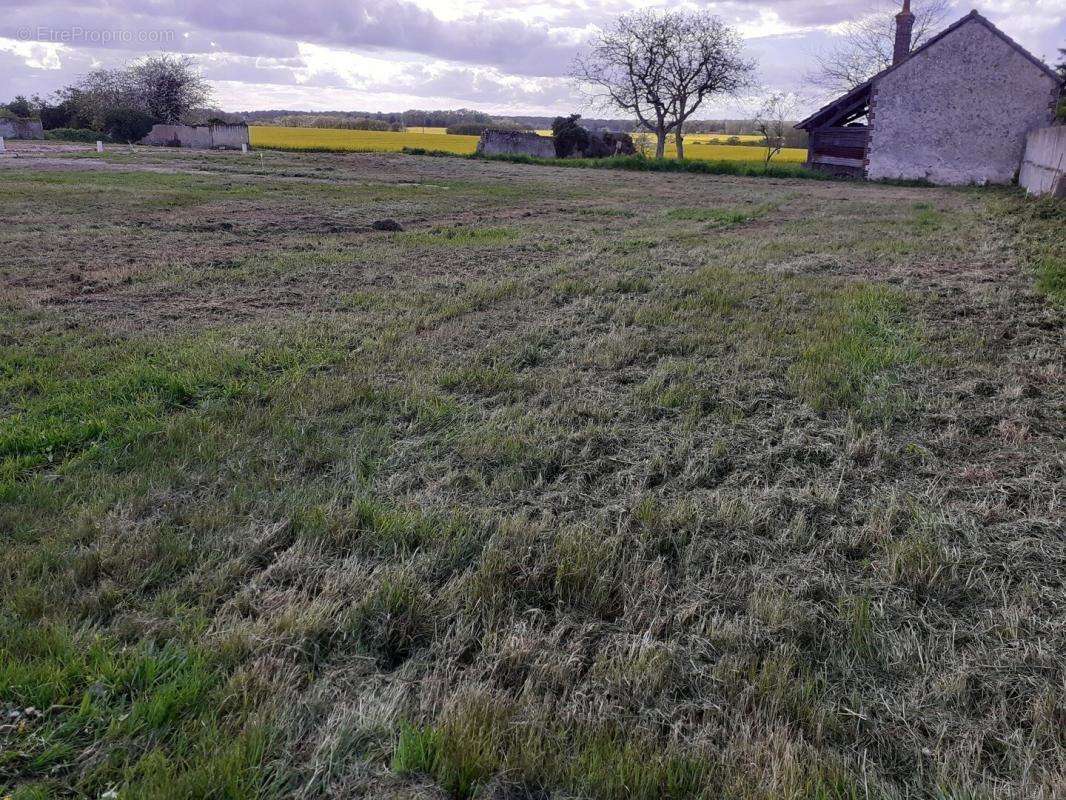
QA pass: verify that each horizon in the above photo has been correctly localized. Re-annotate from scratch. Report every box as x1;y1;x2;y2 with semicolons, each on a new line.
1;1;1062;119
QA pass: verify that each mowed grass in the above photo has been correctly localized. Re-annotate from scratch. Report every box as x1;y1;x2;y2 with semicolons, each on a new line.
250;125;480;154
0;151;1062;800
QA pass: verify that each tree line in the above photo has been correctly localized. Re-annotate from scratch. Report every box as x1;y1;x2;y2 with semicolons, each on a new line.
6;54;212;143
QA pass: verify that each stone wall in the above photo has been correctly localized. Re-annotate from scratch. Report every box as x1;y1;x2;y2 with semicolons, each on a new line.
140;123;249;149
0;118;44;140
865;17;1060;185
1019;126;1066;197
476;130;555;159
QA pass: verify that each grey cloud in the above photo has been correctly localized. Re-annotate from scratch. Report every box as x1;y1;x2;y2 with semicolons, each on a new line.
1;0;1060;116
1;0;582;77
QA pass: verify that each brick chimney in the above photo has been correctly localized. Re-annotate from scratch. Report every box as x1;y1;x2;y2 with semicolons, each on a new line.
893;0;916;65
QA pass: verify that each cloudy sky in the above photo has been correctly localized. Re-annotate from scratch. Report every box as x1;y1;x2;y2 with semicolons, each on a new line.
1;0;1062;117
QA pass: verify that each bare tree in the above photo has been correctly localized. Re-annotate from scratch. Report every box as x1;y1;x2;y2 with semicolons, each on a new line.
573;12;678;158
574;11;754;159
662;12;754;159
810;0;952;94
127;54;212;124
754;92;799;165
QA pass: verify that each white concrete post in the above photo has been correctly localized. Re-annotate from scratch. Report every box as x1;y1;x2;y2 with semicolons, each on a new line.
0;137;5;154
96;141;104;153
242;143;248;154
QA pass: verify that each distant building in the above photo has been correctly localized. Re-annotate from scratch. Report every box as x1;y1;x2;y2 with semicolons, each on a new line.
796;4;1062;185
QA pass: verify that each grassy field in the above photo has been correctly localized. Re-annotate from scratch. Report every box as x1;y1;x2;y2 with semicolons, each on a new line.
250;126;807;162
0;146;1063;800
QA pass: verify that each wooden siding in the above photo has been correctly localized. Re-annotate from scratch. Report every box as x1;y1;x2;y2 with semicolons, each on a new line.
809;127;869;170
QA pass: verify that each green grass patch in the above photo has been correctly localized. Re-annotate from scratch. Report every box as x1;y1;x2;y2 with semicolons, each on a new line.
998;195;1066;305
0;318;348;494
665;203;773;225
789;284;921;413
403;149;832;180
397;226;519;247
0;624;277;797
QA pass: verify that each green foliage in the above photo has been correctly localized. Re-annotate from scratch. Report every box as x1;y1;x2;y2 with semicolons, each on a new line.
551;114;590;158
476;150;830;179
0;321;348;494
103;107;156;143
44;128;111;143
666;203;774;224
4;95;34;118
398;226;519;247
0;150;1059;800
392;723;442;777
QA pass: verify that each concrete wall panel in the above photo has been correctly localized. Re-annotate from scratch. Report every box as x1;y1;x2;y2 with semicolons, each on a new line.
141;124;249;149
1019;126;1066;197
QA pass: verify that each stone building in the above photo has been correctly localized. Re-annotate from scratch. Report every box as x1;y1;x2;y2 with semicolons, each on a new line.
797;4;1062;185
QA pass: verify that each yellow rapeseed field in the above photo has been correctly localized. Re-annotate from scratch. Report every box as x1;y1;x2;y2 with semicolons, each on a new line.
634;132;806;162
249;126;480;154
668;142;807;162
249;126;807;162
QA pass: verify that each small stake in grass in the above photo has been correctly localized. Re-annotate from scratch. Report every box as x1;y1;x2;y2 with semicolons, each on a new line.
96;141;104;153
242;143;248;155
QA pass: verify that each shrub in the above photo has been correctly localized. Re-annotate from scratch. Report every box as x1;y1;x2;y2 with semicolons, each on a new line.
45;128;112;143
5;96;34;118
38;99;82;130
103;108;157;143
552;114;590;158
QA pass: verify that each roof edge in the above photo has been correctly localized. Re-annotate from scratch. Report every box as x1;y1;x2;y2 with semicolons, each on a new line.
796;9;1062;131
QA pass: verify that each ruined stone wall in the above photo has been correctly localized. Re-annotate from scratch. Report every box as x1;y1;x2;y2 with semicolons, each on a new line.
866;18;1060;185
0;118;44;139
476;130;555;158
140;124;248;149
